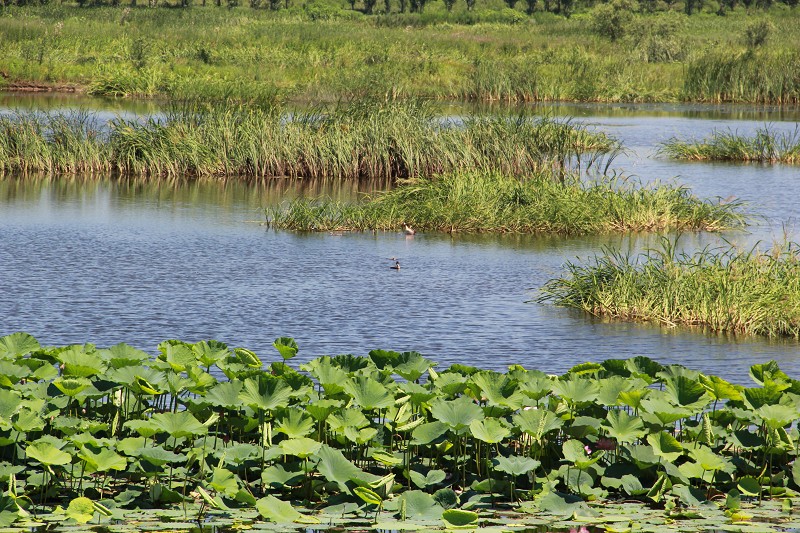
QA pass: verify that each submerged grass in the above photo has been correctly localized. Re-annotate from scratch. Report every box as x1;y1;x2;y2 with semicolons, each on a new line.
0;100;618;179
659;125;800;163
266;171;747;234
540;239;800;337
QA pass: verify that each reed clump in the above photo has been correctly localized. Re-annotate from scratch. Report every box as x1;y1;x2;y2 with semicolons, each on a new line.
683;50;800;104
540;239;800;337
659;126;800;163
266;171;747;234
0;100;619;179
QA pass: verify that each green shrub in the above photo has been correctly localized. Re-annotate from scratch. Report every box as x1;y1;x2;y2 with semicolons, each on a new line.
589;0;636;41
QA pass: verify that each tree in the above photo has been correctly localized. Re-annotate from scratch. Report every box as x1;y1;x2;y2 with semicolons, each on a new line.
504;0;519;7
443;0;456;10
525;0;537;14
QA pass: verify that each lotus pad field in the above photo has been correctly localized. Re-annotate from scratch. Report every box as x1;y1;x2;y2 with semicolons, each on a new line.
0;332;799;531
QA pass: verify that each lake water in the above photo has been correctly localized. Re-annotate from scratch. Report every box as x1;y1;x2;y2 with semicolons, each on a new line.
1;95;800;383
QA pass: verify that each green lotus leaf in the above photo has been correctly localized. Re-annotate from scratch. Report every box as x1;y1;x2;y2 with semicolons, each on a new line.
750;361;790;386
150;411;207;439
52;377;92;398
744;382;787;410
0;332;40;359
79;448;127;472
239;375;292;413
410;469;446;489
273;337;298;362
737;476;762;496
394;351;436;382
149;482;185;503
233;347;262;368
316;444;375;491
123;419;158;438
646;473;672;502
411;421;449;445
699;374;743;401
621;474;646;496
158;343;195;373
203;380;243;409
343;376;394;411
646;431;683;462
371;450;402;466
0;389;22;427
256;495;318;524
275;408;314;439
493;455;540;476
328;408;370;431
513;408;563;441
353;486;382;506
99;343;150;368
431;372;469;397
756;404;797;429
209;467;240;497
306;398;342;422
688;445;727;472
442;509;478;527
26;441;71;466
596;376;636;406
0;361;29;387
664;375;709;409
279;437;321;459
368;349;400;369
134;446;185;466
66;497;95;523
262;464;303;489
58;348;104;378
551;376;599;404
218;442;261;465
192;340;230;368
469;418;510;444
430;396;484;434
470;371;525;410
396;490;443;520
603;409;645;444
306;360;348;395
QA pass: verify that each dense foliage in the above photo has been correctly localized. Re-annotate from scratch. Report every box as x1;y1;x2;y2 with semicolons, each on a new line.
0;100;617;179
0;332;799;530
540;240;800;337
266;171;747;234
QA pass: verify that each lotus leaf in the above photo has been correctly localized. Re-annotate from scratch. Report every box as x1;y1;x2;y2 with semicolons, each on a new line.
150;411;207;439
493;455;540;476
411;421;449;445
134;446;185;466
394;351;435;382
343;376;393;411
396;490;443;520
430;396;484;434
58;348;105;378
442;508;478;527
26;441;71;466
66;497;95;523
52;377;92;397
513;408;563;441
646;432;683;462
269;337;297;362
410;469;446;489
262;464;303;489
470;371;525;410
469;418;510;444
603;409;645;444
275;408;314;439
239;375;292;413
209;467;240;496
79;448;127;472
551;376;599;405
279;437;321;458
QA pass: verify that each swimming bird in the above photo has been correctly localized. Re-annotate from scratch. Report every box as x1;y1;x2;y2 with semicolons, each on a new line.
403;224;416;235
390;261;401;270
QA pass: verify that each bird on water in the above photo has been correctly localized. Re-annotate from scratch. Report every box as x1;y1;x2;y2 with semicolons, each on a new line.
390;261;401;270
403;224;416;235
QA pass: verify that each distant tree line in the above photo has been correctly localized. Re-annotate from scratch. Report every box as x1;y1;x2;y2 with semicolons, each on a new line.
0;0;796;15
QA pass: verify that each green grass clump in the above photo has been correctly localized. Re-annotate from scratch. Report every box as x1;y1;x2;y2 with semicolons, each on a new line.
1;331;799;530
0;100;618;179
267;171;747;234
659;126;800;163
540;239;800;337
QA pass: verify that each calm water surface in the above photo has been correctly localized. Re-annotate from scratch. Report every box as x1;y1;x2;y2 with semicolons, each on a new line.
1;96;799;383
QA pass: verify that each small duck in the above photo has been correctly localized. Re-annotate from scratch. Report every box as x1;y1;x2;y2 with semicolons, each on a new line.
390;261;401;270
403;224;416;235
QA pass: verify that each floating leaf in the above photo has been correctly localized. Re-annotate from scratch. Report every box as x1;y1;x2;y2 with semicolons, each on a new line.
66;497;95;523
442;509;478;528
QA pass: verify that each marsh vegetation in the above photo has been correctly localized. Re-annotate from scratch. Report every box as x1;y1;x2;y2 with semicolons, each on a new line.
660;126;800;163
540;239;800;338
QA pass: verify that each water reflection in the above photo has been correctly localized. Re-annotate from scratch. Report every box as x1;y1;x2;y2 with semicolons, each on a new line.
2;97;800;384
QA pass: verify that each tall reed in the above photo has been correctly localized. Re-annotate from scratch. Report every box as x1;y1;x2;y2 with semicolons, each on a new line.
0;100;620;180
540;239;800;337
659;126;800;163
266;171;747;234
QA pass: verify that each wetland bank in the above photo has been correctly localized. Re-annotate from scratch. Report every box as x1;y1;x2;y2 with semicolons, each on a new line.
3;0;800;528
